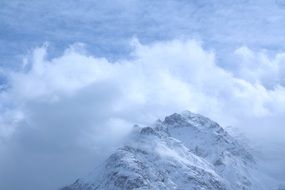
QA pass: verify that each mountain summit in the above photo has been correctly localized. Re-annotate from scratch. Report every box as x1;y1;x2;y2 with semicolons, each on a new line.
60;111;276;190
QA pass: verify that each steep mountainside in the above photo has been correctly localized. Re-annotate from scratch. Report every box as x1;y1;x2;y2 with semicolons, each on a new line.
60;111;277;190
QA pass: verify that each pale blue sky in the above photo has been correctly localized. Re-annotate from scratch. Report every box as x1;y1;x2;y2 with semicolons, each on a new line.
1;1;285;190
1;0;285;67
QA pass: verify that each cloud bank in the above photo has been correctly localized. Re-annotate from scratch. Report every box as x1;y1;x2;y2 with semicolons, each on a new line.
0;39;285;189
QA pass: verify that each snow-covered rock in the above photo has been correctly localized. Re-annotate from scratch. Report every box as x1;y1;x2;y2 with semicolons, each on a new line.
59;111;277;190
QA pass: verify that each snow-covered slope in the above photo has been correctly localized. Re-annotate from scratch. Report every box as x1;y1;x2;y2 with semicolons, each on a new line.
59;111;278;190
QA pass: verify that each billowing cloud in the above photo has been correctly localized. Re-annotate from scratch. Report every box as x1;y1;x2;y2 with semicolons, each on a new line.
0;39;285;189
232;46;285;88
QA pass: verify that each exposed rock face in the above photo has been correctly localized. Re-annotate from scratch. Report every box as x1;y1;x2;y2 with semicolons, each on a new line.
59;111;276;190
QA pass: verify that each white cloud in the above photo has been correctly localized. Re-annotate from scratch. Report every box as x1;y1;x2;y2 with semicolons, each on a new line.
0;39;285;189
233;46;285;88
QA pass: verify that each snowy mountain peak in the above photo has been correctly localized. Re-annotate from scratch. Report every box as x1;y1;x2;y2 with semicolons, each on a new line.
162;111;254;161
162;111;221;131
59;111;277;190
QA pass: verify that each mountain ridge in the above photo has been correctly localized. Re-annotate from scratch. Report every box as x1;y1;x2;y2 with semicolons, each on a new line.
59;111;277;190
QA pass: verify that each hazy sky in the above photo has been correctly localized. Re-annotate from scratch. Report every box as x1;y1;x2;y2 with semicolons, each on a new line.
1;0;285;190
